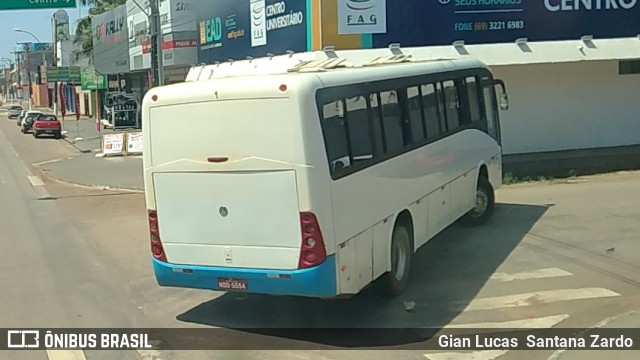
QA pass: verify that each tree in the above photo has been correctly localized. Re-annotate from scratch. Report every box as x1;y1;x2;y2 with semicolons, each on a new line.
72;0;127;63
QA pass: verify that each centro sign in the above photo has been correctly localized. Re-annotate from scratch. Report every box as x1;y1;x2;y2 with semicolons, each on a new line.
0;0;76;10
544;0;637;11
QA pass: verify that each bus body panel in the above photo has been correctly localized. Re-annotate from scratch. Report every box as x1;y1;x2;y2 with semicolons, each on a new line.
143;57;505;298
152;256;338;297
153;170;302;269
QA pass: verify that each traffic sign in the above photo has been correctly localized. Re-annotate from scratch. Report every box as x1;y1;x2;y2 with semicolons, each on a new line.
0;0;76;10
46;66;81;82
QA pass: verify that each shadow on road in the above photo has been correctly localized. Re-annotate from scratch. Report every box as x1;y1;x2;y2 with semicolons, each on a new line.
175;202;549;348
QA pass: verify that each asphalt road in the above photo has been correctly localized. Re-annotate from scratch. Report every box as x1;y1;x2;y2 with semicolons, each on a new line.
1;109;639;360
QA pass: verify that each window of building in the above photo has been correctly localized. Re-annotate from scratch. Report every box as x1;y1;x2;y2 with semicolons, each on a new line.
619;60;640;75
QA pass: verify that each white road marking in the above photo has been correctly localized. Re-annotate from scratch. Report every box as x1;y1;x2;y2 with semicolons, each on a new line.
0;176;4;184
46;350;87;360
464;288;620;311
424;350;508;360
446;314;570;329
546;310;637;360
490;268;573;282
28;175;45;187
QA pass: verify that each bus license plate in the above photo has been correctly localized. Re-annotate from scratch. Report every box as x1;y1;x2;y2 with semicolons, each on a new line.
217;278;247;291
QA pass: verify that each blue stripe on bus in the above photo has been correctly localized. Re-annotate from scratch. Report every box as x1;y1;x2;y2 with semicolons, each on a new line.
152;255;338;298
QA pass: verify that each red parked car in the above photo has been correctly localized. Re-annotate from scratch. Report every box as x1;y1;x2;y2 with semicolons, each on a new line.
32;114;62;139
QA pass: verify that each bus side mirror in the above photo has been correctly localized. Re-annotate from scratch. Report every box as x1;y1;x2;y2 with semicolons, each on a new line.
499;93;509;111
493;79;509;111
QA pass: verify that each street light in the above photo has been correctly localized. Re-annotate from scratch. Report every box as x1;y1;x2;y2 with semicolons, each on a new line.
14;28;42;43
14;27;47;66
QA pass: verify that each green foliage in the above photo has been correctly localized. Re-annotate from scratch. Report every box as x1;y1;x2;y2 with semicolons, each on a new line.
503;172;551;185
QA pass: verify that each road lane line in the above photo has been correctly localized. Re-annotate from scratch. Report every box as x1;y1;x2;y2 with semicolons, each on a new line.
463;288;620;311
445;314;570;329
28;175;45;187
490;268;573;282
46;350;87;360
424;350;508;360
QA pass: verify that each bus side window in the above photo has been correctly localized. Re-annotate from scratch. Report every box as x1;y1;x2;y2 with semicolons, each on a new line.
441;80;460;131
482;78;500;141
369;93;386;155
407;86;426;143
465;76;482;123
421;83;441;139
322;100;351;173
380;90;404;154
346;96;375;164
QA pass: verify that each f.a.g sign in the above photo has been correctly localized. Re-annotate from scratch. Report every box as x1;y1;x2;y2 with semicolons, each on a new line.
338;0;387;34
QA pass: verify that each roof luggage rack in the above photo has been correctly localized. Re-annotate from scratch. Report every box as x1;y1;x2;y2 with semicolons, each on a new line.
288;58;349;72
363;54;415;67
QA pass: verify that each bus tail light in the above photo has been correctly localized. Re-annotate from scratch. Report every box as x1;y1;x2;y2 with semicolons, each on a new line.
298;212;327;269
149;210;167;262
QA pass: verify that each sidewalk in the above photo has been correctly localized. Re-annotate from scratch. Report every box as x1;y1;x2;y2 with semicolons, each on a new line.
37;154;144;191
61;116;104;153
2;100;144;191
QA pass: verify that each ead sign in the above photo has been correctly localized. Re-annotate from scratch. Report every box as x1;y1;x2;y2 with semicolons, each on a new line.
338;0;387;34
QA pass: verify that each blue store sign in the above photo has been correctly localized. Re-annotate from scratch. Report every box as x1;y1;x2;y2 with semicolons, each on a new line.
373;0;640;47
196;0;308;63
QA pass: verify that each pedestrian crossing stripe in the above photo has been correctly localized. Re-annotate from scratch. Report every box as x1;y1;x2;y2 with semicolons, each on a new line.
489;268;573;282
445;314;570;329
462;288;620;312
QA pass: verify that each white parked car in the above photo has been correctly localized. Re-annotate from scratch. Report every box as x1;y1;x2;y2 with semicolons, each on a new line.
18;110;43;127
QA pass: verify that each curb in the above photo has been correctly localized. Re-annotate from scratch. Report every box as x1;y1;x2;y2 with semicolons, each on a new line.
62;136;94;154
33;162;144;194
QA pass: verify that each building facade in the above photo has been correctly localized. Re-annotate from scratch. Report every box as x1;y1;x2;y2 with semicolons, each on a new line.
13;42;55;107
89;0;640;174
191;0;640;175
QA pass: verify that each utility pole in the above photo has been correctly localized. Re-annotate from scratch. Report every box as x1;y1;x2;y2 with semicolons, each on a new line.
25;45;33;111
149;0;164;87
53;26;58;119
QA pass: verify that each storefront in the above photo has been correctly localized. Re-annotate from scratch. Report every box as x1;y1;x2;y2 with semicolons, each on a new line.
127;0;199;91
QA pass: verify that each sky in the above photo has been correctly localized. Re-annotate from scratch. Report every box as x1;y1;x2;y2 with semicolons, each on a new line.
0;5;88;64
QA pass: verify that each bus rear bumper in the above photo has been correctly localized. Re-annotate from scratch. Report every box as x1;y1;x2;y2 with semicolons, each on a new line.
152;255;338;298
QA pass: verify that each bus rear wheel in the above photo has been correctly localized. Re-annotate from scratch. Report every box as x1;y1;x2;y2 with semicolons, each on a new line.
374;223;412;297
462;176;495;226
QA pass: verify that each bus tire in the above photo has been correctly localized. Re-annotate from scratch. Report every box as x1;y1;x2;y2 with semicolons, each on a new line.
374;223;412;297
462;176;495;226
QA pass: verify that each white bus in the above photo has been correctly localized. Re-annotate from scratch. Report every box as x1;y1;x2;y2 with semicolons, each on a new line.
142;49;509;298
